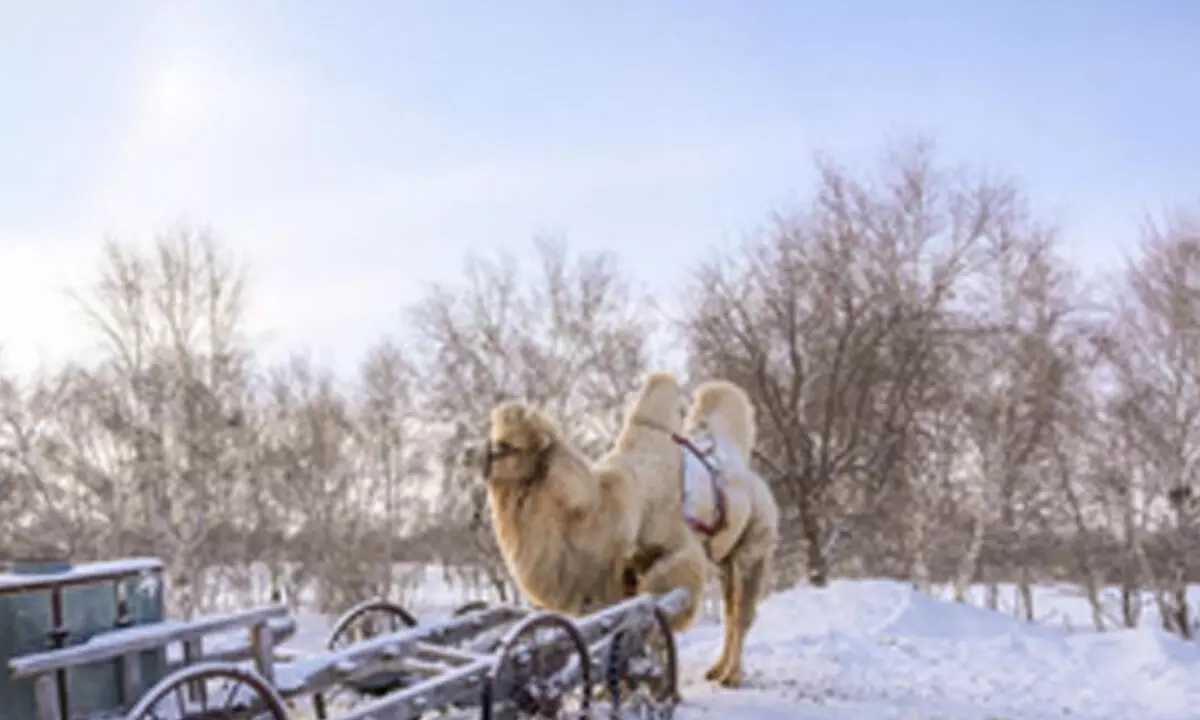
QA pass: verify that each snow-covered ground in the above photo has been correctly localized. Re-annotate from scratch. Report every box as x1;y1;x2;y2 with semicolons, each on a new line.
270;568;1200;719
672;580;1200;719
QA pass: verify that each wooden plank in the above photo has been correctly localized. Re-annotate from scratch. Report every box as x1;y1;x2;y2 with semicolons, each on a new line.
398;656;454;675
119;652;142;706
31;674;60;720
182;638;204;706
335;658;494;720
167;617;297;668
268;645;306;662
414;641;491;664
182;637;202;665
8;604;289;677
275;606;521;697
570;588;689;645
250;619;276;686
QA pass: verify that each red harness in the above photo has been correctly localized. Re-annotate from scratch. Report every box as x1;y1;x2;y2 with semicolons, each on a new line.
669;432;729;537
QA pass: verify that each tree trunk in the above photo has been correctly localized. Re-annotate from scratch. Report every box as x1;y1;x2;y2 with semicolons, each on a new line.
1082;579;1105;633
800;500;829;586
487;566;511;603
1171;579;1192;639
1056;452;1105;630
953;516;986;603
1166;497;1193;638
909;518;932;595
1017;567;1034;622
1120;582;1139;628
1132;532;1172;633
789;473;831;586
1120;496;1142;628
985;581;1000;611
1071;552;1106;632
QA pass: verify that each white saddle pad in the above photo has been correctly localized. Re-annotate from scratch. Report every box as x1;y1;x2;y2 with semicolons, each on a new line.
681;432;726;528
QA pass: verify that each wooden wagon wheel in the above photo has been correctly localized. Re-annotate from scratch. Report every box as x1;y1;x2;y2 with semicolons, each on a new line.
312;599;420;718
481;612;592;719
604;606;680;717
325;598;419;651
453;600;490;617
125;661;288;720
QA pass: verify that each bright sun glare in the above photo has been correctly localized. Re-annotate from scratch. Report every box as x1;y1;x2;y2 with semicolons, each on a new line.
139;58;209;143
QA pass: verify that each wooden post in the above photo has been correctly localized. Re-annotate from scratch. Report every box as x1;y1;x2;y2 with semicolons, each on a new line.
119;652;143;706
182;638;205;704
251;620;276;686
32;674;60;720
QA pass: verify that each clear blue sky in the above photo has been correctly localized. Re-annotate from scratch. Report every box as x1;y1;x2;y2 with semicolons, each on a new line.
1;1;1197;376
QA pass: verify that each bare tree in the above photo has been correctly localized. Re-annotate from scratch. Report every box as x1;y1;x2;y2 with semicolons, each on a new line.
1102;207;1200;637
953;227;1082;619
353;339;433;597
0;368;92;559
1092;398;1151;628
682;139;1037;586
10;141;1200;634
0;368;21;557
405;235;656;593
67;224;256;618
5;365;138;559
256;353;367;613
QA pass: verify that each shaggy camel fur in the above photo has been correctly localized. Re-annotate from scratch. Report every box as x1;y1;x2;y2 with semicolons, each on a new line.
481;373;711;631
481;401;641;617
614;373;780;687
599;372;710;634
482;374;778;688
681;379;780;688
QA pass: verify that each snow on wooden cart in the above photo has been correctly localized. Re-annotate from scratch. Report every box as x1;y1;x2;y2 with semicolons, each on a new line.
3;558;685;719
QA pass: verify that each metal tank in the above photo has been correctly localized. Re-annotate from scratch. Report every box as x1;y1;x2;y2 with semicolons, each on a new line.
0;557;165;719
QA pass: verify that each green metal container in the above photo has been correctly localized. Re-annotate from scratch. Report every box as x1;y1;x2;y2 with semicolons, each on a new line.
120;568;167;706
0;561;57;720
0;558;166;719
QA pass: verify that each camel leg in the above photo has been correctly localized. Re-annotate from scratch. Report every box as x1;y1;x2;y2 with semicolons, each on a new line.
716;552;769;688
636;540;708;633
705;558;740;682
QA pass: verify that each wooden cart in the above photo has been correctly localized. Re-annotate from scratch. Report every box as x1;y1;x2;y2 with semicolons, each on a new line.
2;558;683;719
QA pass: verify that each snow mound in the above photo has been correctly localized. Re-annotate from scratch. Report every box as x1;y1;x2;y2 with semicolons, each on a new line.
675;579;1200;719
730;579;1064;643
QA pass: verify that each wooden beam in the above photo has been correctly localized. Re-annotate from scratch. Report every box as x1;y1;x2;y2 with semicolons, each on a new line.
166;617;297;669
414;642;491;665
119;652;142;706
274;607;521;697
9;604;289;677
251;619;276;686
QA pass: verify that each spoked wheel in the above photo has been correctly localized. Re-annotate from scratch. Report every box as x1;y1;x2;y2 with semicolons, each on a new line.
605;607;679;718
325;599;419;651
453;600;489;617
482;612;592;719
125;662;288;720
312;599;420;718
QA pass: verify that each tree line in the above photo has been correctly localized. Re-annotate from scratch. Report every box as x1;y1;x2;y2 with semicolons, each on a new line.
2;138;1198;637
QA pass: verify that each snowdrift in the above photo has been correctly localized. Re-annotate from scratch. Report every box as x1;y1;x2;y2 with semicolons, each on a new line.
675;579;1200;719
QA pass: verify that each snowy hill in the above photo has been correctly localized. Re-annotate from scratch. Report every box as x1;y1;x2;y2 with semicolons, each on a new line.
674;580;1200;719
